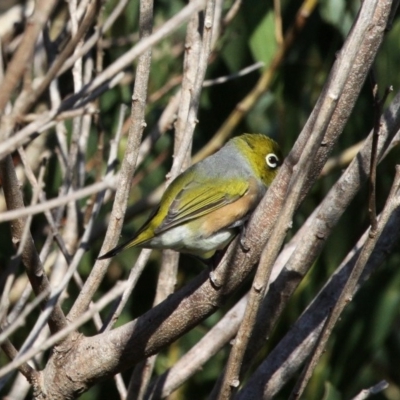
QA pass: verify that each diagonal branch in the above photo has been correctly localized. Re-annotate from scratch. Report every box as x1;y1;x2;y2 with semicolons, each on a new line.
289;167;400;399
67;0;155;323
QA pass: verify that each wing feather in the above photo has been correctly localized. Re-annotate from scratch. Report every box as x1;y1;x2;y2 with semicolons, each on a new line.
155;178;249;234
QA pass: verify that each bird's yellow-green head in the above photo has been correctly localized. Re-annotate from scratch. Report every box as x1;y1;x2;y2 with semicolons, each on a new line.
230;133;283;187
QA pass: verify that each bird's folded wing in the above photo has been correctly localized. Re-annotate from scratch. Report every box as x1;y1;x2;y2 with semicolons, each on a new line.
154;178;249;233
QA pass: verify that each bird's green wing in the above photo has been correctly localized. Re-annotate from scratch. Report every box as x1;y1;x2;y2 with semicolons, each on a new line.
155;178;249;234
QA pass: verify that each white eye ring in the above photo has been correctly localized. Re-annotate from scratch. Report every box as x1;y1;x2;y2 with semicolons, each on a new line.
266;153;279;169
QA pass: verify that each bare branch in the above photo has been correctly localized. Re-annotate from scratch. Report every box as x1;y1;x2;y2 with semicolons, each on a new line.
368;71;393;232
0;281;130;379
0;179;116;223
61;0;208;111
0;155;67;334
0;337;39;387
146;295;248;399
351;380;389;400
0;0;57;113
67;0;155;322
11;0;100;119
0;0;206;161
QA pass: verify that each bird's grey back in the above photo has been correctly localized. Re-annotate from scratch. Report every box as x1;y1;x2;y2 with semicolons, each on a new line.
194;140;254;180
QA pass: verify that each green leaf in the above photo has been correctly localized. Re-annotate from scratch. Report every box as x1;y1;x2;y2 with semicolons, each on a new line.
249;10;276;65
322;381;342;400
320;0;352;36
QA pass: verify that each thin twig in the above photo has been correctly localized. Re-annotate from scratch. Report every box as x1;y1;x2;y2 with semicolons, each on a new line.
67;0;155;322
0;156;46;322
193;0;317;164
274;0;283;45
202;61;264;87
108;3;157;399
170;0;215;179
20;105;99;123
0;281;130;379
61;0;208;111
287;307;333;400
170;3;202;173
0;337;39;384
101;249;153;332
11;0;100;118
320;140;364;175
0;0;57;113
0;179;116;223
0;1;205;161
0;155;67;334
127;250;180;400
58;0;130;76
368;69;393;232
0;289;50;345
351;380;389;400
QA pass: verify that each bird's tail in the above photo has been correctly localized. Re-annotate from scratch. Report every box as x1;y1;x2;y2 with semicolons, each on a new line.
97;240;130;260
97;231;152;260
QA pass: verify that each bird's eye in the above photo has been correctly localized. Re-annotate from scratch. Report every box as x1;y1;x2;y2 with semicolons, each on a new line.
266;153;280;169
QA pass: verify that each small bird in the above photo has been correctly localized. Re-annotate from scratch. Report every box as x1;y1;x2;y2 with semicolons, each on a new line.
98;133;282;262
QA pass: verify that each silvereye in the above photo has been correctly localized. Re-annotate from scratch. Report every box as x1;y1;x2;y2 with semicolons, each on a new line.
98;133;282;261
